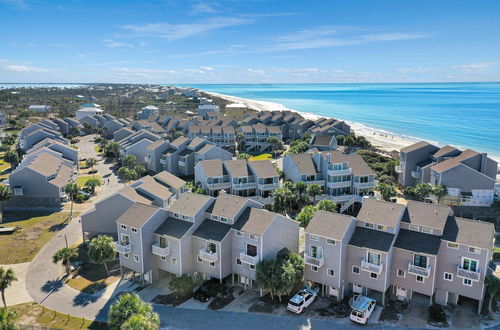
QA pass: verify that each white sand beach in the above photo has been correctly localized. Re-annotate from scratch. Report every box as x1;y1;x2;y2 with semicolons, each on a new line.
205;91;420;153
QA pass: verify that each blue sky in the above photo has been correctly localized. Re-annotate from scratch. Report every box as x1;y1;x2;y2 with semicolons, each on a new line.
1;0;500;83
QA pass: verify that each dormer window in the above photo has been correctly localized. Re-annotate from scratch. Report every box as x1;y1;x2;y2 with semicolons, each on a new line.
468;247;480;254
365;223;374;229
211;214;219;220
131;228;137;233
174;213;180;219
220;217;228;223
377;225;387;231
421;227;432;234
409;224;419;231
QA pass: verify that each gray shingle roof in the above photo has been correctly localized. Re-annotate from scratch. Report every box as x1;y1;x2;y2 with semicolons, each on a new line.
349;226;395;252
192;220;231;241
356;199;405;228
154;217;193;239
394;229;441;255
248;160;279;178
442;217;494;250
402;201;451;232
400;141;435;153
223;159;251;177
207;193;249;220
116;203;160;228
168;193;213;217
306;210;354;240
232;207;276;236
198;159;226;177
288;153;318;174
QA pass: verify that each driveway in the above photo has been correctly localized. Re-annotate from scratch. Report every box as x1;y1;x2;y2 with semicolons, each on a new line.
0;262;32;306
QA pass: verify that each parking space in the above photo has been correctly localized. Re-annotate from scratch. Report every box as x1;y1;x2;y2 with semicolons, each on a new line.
177;297;214;310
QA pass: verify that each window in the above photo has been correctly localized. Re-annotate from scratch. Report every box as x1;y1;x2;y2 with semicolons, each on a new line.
463;278;473;287
413;254;428;268
211;214;218;220
365;223;374;229
367;252;381;265
409;224;419;231
370;272;378;279
397;269;406;278
327;268;335;277
220;217;228;223
461;258;478;272
134;255;139;262
447;242;459;249
174;213;180;219
311;266;318;272
236;231;243;237
207;242;217;254
131;228;137;233
249;234;257;240
326;239;336;245
421;227;432;234
161;256;166;261
468;247;480;254
310;235;319;241
352;266;360;274
172;258;177;264
124;253;129;258
121;224;127;230
249;264;256;271
309;245;323;259
210;262;215;267
444;273;453;281
236;258;241;265
197;256;203;263
416;275;424;283
377;225;387;231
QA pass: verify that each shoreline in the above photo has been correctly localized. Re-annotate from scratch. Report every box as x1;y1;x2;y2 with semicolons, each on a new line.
203;90;500;165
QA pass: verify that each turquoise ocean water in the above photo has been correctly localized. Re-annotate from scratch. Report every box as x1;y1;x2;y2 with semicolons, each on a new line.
184;83;500;159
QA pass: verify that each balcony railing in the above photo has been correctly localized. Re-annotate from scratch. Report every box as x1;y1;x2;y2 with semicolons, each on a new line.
395;165;403;173
353;181;375;189
178;160;186;167
303;180;325;186
152;243;170;257
207;182;231;190
199;248;218;262
304;253;325;268
327;180;352;188
233;182;257;189
456;265;481;281
411;169;421;179
408;262;431;278
114;241;131;254
240;251;259;265
160;158;167;165
257;182;280;190
361;259;383;274
327;168;352;176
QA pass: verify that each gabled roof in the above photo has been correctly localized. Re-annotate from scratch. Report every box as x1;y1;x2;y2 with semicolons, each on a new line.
442;217;494;250
223;159;251;177
432;145;460;158
154;217;193;239
349;227;395;252
288;153;318;174
232;207;276;236
248;160;279;178
394;229;441;255
322;151;375;176
206;193;249;220
170;136;188;148
154;171;187;190
198;159;226;177
400;141;435;153
192;220;231;242
306;210;353;240
146;139;167;151
356;199;405;228
402;200;451;232
168;193;213;217
116;203;160;228
135;176;173;199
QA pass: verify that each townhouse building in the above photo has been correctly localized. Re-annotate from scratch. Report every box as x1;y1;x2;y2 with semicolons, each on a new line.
303;199;494;313
137;105;160;120
104;119;126;139
238;124;282;153
19;125;68;150
187;125;236;151
194;159;280;204
397;141;497;206
117;130;161;165
130;120;165;136
25;138;79;166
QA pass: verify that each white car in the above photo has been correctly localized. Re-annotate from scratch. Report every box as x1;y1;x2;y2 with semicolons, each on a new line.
287;288;317;314
349;295;376;324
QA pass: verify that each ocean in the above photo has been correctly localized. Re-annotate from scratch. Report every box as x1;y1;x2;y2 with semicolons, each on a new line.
185;83;500;159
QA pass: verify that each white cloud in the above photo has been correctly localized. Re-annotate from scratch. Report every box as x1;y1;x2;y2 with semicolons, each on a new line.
4;65;48;72
272;67;318;73
0;0;27;9
111;67;178;74
119;17;251;40
246;68;266;75
102;39;134;48
453;62;500;69
199;66;214;71
191;2;217;14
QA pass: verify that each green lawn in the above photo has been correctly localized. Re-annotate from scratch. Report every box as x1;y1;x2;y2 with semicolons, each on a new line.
249;153;272;161
0;211;80;264
11;302;107;329
0;159;11;180
75;175;102;187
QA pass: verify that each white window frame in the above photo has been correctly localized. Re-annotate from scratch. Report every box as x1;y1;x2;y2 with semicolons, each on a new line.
131;228;137;233
236;258;241;265
124;253;129;258
210;261;215;268
327;268;335;277
197;256;203;263
174;213;180;219
310;235;319;241
421;226;432;234
409;224;419;231
236;231;243;237
416;275;424;283
326;239;336;245
352;266;360;274
134;255;139;263
161;256;166;261
397;269;406;278
249;264;256;271
220;217;228;223
311;266;318;272
121;224;127;230
172;257;177;264
377;225;387;231
365;222;374;229
211;214;218;220
468;246;480;254
444;272;453;281
249;234;257;241
461;257;479;272
447;242;459;249
463;278;473;287
370;272;378;279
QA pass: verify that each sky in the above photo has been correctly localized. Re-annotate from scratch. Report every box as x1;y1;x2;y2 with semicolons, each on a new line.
1;0;500;84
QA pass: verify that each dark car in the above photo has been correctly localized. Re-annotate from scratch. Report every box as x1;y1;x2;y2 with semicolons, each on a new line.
194;286;210;302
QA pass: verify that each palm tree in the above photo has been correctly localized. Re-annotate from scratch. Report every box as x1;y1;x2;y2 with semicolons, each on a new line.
236;131;245;152
0;267;17;307
485;275;500;315
3;150;19;170
374;182;396;201
0;185;12;224
64;182;79;220
84;178;102;194
0;307;16;330
52;247;79;275
85;157;97;177
297;205;317;227
415;183;433;201
106;142;120;158
123;154;137;169
432;185;447;204
118;167;131;185
108;293;159;330
121;313;160;330
317;199;337;212
307;184;322;203
134;165;147;178
267;136;282;157
88;235;116;276
236;153;250;160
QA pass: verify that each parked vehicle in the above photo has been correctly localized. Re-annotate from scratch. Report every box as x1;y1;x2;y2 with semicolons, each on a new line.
287;287;317;314
349;295;376;324
194;286;210;302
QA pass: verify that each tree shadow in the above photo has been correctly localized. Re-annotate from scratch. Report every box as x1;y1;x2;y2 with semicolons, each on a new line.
72;291;100;307
41;278;65;293
48;222;68;232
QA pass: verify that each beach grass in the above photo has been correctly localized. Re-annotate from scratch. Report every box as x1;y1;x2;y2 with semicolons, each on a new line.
0;210;80;264
75;175;102;187
249;153;272;161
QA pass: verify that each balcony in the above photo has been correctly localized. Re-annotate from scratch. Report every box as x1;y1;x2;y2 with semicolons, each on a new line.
199;248;218;262
152;243;170;257
249;196;273;205
456;265;481;281
411;169;421;179
240;251;259;265
304;253;325;268
353;181;375;189
395;165;403;173
303;180;325;187
327;180;352;188
327;194;356;203
233;182;257;190
327;168;352;176
160;158;167;165
257;182;280;190
178;160;186;167
207;181;231;190
361;259;383;274
114;241;131;254
408;262;431;278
